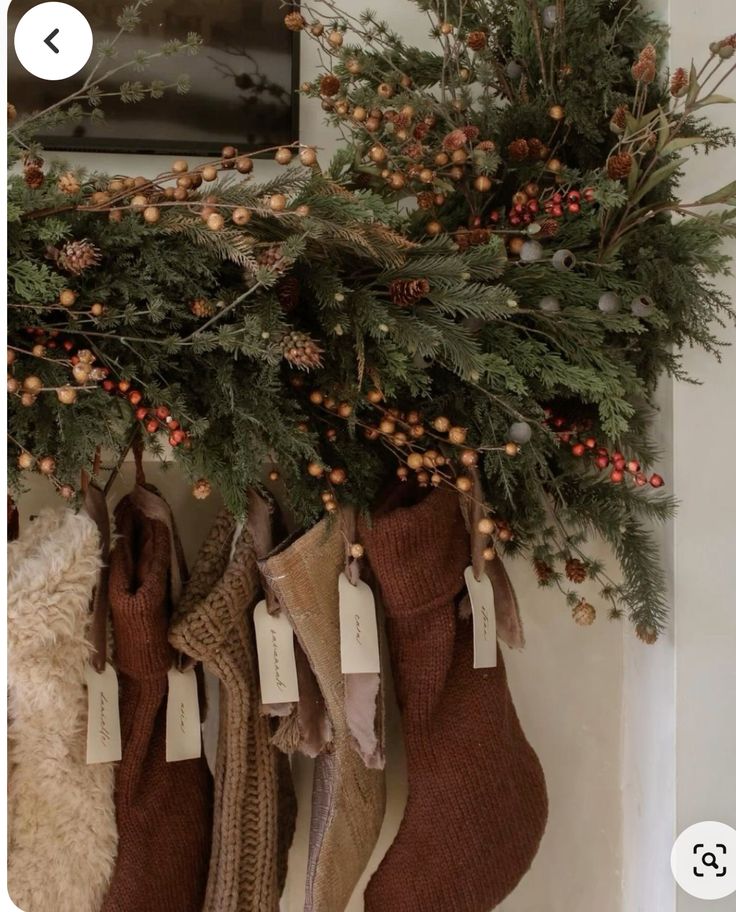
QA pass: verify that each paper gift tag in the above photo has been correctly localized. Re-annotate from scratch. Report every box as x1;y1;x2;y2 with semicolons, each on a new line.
85;662;122;764
338;572;381;675
464;566;497;669
166;666;202;762
253;599;300;705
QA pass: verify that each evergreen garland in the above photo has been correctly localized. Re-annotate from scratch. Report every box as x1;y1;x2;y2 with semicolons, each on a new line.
8;0;736;640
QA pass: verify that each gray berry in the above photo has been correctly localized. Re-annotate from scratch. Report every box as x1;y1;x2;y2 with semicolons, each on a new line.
520;240;544;263
598;291;622;314
509;421;533;444
631;295;655;317
505;60;523;79
552;249;576;271
542;5;558;28
539;295;561;312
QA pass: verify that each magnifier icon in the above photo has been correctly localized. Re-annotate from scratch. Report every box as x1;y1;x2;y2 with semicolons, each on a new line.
702;852;720;870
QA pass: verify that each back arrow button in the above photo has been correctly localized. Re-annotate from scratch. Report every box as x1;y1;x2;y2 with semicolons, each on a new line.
44;28;60;53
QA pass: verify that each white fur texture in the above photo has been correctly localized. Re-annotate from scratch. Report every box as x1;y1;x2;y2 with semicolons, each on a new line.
8;509;118;912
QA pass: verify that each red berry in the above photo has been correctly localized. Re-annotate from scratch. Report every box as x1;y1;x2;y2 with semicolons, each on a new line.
509;215;521;226
584;437;596;449
63;340;74;351
128;390;142;406
135;406;148;420
171;429;186;444
595;455;610;469
612;451;623;462
571;443;586;457
553;193;563;204
559;431;571;443
552;205;563;217
634;473;647;487
70;355;79;365
610;469;624;483
568;202;581;214
583;187;595;202
614;458;626;472
528;199;539;213
553;416;565;428
568;190;581;203
48;341;57;349
489;210;500;223
102;380;115;392
146;419;159;433
650;474;664;488
168;419;179;431
156;405;170;420
627;460;640;474
118;380;130;393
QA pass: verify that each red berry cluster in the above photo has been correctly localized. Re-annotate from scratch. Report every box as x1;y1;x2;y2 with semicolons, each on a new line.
488;185;595;230
101;378;190;447
541;187;594;218
547;412;664;488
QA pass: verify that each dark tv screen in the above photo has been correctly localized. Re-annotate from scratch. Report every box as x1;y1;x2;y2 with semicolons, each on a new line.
8;0;299;155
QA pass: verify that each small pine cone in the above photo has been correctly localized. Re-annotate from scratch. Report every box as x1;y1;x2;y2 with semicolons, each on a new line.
609;104;629;134
276;275;300;313
57;171;81;195
192;478;212;500
539;218;560;238
534;559;554;584
565;558;587;583
476;139;496;152
607;151;634;180
281;330;324;370
416;191;435;210
284;10;306;31
527;138;545;160
58;239;102;274
454;228;471;251
320;74;341;97
257;244;287;271
572;599;596;626
443;128;468;152
413;122;430;141
24;166;44;189
670;67;688;96
403;142;424;160
191;297;215;318
469;228;491;246
467;30;488;51
463;125;480;143
635;622;658;645
389;278;431;307
508;139;530;162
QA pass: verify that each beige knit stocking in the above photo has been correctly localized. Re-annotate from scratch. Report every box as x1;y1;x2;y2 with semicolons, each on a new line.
260;518;386;912
170;509;296;912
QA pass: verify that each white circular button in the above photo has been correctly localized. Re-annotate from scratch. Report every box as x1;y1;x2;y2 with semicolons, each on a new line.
671;821;736;900
14;3;93;81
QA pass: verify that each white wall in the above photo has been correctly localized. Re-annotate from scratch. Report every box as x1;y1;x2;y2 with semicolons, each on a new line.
668;5;736;912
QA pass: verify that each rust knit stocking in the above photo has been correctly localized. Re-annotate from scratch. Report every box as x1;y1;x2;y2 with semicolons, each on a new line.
360;485;548;912
103;493;213;912
169;509;296;912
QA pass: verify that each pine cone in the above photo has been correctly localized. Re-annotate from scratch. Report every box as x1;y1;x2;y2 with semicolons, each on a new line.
565;558;587;583
413;122;430;141
390;278;431;307
508;139;530;162
58;239;102;274
442;128;468;152
609;104;629;134
476;139;496;152
527;138;545;160
467;30;488;51
572;599;596;626
635;622;658;645
281;330;324;370
607;151;633;180
670;67;688;97
416;191;435;210
276;275;300;312
257;244;288;272
534;559;554;584
24;166;44;189
57;171;81;195
463;125;480;143
284;10;306;31
192;478;212;500
539;218;560;238
403;142;424;161
320;74;341;97
191;298;215;318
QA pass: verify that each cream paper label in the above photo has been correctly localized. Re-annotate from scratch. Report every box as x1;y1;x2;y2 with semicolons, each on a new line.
464;566;498;668
85;662;122;764
166;666;202;762
338;572;381;674
253;599;300;704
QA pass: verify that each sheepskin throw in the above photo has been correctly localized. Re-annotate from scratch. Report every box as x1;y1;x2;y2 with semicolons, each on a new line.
8;508;118;912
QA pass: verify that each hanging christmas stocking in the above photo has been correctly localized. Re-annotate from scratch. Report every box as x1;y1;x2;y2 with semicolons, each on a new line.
103;490;213;912
359;485;548;912
169;507;296;912
8;509;117;912
259;517;386;912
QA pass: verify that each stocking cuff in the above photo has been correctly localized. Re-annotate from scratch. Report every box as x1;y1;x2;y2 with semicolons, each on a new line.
359;486;469;618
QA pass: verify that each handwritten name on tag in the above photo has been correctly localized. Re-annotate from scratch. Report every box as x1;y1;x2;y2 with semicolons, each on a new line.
85;662;122;764
166;666;202;762
253;599;300;705
338;572;381;675
464;566;497;669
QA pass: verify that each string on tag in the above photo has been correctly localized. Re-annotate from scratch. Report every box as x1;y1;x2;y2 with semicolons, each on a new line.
339;504;362;587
